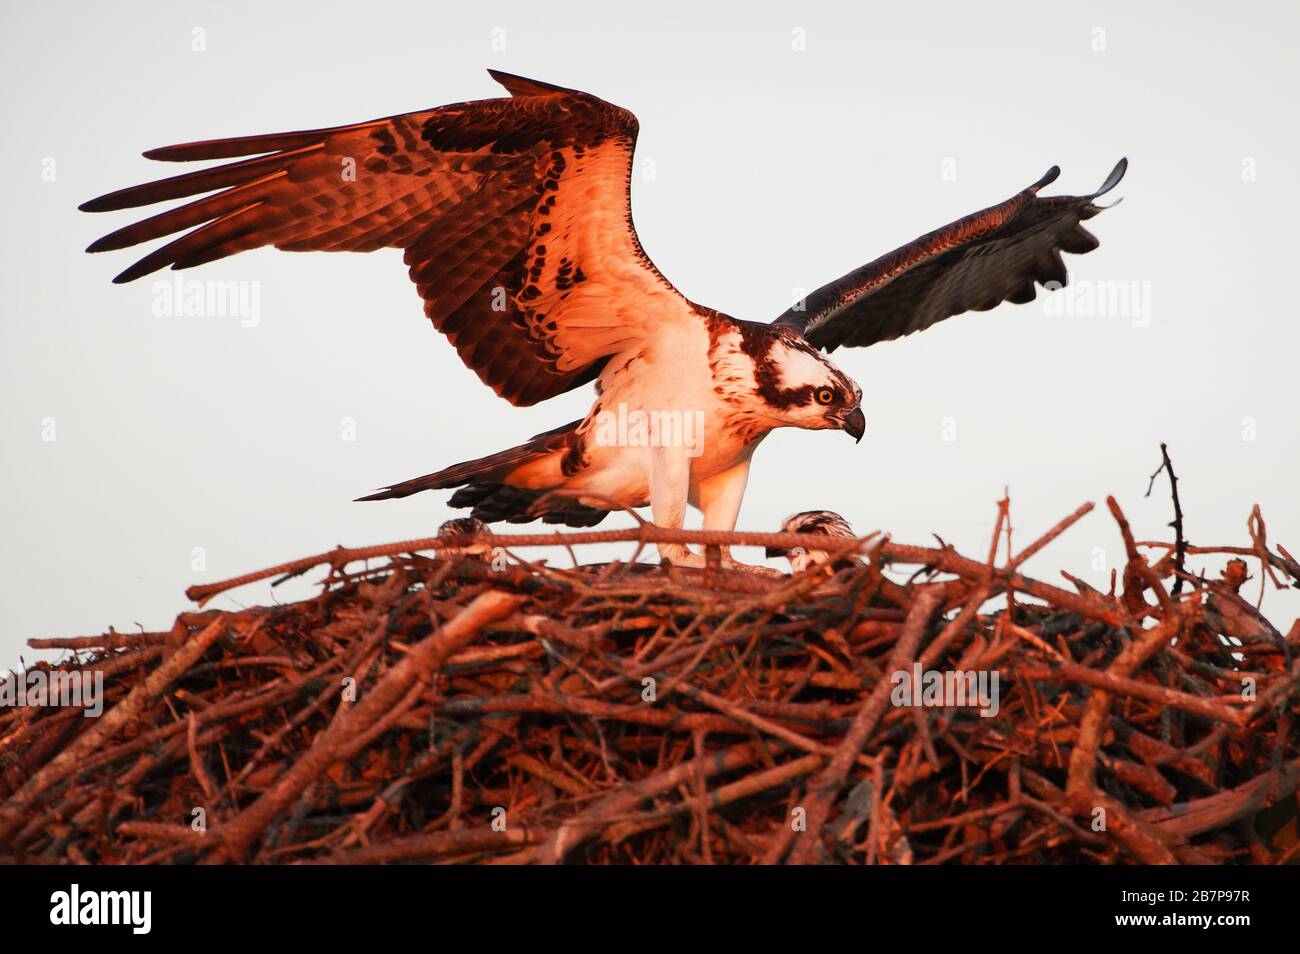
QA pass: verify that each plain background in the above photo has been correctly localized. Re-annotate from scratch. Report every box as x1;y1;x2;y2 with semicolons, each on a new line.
2;0;1297;663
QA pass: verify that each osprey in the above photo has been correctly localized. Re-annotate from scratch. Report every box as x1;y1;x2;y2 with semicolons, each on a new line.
435;516;492;562
766;511;864;574
82;70;1125;568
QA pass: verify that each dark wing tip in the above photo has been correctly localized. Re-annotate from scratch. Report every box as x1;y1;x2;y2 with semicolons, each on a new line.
1033;165;1062;191
85;234;117;253
140;145;200;161
486;69;580;97
110;268;142;285
141;142;243;162
140;143;222;162
1091;157;1128;199
79;195;115;213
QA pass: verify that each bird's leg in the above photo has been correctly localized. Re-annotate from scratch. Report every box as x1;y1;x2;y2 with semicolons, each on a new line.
695;456;777;574
649;447;702;567
695;456;750;566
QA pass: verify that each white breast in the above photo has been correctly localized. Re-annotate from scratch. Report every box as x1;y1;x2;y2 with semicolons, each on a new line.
582;317;767;482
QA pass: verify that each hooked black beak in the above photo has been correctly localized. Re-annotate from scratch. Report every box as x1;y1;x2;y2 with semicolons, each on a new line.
840;407;866;443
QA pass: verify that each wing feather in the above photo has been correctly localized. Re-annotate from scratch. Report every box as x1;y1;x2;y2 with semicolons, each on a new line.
773;159;1126;352
82;72;695;407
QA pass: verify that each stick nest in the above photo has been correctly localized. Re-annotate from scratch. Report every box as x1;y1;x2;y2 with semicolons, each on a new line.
3;495;1299;864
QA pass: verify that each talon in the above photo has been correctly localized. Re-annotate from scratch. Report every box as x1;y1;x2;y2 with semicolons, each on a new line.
658;544;707;568
718;550;784;577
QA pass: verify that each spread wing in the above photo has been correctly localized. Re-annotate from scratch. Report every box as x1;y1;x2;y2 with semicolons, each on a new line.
772;159;1127;352
81;70;694;407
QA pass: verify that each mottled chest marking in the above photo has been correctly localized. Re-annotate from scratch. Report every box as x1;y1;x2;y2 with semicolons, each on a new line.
697;310;773;444
702;309;754;408
561;426;589;476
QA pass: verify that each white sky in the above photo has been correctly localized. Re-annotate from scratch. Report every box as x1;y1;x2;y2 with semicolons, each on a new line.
3;0;1298;663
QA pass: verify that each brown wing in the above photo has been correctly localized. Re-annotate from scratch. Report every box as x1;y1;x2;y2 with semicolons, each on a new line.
81;70;696;406
772;160;1127;352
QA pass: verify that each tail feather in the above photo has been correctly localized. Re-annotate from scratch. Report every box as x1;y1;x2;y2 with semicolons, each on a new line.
357;420;609;529
450;483;607;526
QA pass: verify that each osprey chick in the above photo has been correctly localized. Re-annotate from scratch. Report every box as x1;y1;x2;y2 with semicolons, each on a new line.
82;70;1125;567
767;510;865;574
436;516;492;561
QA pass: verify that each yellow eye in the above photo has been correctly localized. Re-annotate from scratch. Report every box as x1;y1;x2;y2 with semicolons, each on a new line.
815;387;836;405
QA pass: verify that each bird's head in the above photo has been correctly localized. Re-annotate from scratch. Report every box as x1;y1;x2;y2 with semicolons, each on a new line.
757;333;865;440
436;516;492;558
765;509;862;572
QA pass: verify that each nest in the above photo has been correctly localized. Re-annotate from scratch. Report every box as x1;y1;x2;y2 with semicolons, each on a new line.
2;491;1298;865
